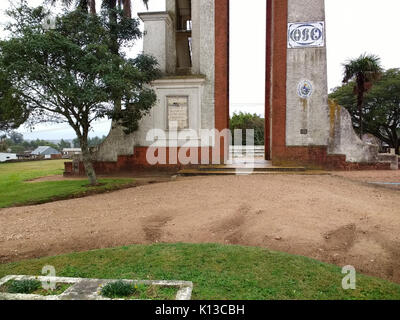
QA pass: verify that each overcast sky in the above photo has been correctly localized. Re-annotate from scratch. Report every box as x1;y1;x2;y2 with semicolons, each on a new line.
1;0;399;140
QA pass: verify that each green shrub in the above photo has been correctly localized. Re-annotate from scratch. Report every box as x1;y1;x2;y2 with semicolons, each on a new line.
7;279;41;294
229;112;265;146
101;280;135;298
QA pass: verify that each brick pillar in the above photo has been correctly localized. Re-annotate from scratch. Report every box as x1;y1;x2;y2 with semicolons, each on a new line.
266;0;288;161
265;0;273;160
214;0;230;163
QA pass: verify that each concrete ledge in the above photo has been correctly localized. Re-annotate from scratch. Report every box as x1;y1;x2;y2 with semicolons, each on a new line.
0;275;193;301
378;153;399;170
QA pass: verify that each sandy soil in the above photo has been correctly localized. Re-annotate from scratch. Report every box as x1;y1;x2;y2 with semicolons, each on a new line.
1;171;400;283
333;170;400;181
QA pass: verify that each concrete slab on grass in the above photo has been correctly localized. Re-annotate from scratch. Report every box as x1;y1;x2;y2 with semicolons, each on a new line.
0;275;193;300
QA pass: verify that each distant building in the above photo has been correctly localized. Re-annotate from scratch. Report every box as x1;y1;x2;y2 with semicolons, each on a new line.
0;153;17;163
16;151;37;160
31;146;61;159
62;148;82;159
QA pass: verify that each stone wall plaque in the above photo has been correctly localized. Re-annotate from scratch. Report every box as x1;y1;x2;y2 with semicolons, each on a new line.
297;80;314;99
288;22;325;48
167;96;189;130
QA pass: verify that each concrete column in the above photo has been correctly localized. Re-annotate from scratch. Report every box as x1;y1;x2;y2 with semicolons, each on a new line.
166;0;176;13
191;0;201;74
286;0;330;147
139;12;176;74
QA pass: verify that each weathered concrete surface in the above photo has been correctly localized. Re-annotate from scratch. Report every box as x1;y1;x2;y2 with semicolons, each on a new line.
134;77;206;147
139;11;176;74
199;0;215;131
0;275;193;301
286;0;330;147
91;124;135;162
328;100;380;163
378;153;399;170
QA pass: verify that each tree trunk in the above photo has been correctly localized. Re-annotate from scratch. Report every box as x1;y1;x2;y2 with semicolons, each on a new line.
123;0;132;18
357;81;364;139
108;1;123;120
80;139;97;186
89;0;97;14
393;129;399;155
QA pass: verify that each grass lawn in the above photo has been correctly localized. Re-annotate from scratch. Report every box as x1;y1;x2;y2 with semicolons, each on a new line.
0;160;133;208
1;243;399;300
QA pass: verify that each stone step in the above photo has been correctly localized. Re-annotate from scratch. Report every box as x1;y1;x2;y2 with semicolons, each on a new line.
178;165;310;176
178;168;326;176
196;165;306;172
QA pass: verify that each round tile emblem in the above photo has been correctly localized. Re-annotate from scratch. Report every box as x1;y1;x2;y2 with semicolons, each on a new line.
297;80;313;99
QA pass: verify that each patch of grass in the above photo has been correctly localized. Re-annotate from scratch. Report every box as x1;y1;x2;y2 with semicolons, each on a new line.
0;279;71;296
3;279;41;294
100;281;178;300
1;243;400;300
33;283;72;296
101;280;136;298
0;160;133;208
145;286;177;300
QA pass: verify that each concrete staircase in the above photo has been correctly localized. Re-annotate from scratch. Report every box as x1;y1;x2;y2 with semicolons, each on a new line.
178;159;308;176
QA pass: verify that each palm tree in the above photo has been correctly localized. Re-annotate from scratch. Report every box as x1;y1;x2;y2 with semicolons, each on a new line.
342;54;383;138
49;0;149;18
103;0;149;17
48;0;97;14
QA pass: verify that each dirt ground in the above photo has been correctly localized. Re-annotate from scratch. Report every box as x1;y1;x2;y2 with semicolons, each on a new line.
1;171;400;283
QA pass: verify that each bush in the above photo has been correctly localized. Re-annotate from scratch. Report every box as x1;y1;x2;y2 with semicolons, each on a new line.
101;280;136;298
229;112;265;146
7;279;41;294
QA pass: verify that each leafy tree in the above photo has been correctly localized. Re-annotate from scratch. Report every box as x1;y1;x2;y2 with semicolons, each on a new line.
342;54;383;138
8;131;24;144
50;0;151;119
72;138;80;148
230;112;265;146
8;144;25;154
72;135;105;147
0;70;29;131
0;3;159;185
28;139;59;151
1;133;61;153
330;68;400;154
58;139;71;150
0;134;8;152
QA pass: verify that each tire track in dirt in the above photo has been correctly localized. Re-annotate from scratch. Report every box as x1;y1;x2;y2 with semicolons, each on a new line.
142;215;173;242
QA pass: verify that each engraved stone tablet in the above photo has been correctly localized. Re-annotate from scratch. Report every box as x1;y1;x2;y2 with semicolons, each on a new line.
167;96;189;130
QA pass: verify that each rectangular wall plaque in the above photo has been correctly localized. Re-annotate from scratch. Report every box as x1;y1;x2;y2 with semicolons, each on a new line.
167;96;189;130
288;22;325;49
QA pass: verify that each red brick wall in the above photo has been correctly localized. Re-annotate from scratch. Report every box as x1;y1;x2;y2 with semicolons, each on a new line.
269;0;289;162
64;147;222;176
214;0;230;163
265;0;273;160
51;154;62;160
